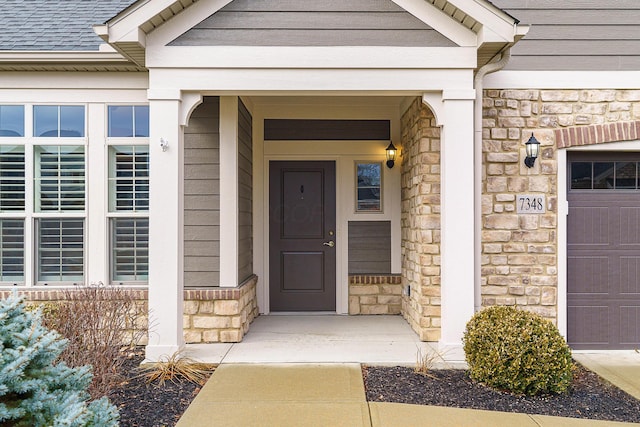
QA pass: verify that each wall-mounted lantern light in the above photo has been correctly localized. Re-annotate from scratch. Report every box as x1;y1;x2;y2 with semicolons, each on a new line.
524;133;540;168
385;141;397;169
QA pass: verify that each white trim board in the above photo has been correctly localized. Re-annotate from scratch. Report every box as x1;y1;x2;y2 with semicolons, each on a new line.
485;71;640;90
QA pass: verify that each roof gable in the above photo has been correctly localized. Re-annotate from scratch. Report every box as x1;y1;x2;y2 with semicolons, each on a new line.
97;0;525;68
169;0;457;48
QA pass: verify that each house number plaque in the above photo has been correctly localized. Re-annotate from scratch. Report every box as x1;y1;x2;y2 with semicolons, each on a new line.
517;194;546;214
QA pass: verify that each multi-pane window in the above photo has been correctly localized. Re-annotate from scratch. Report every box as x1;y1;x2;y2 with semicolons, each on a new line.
0;146;25;211
108;146;149;211
108;106;149;137
108;145;149;284
37;218;84;283
0;219;24;283
356;162;382;212
0;105;24;137
571;161;640;190
0;105;25;284
108;105;149;285
34;105;84;137
35;146;85;211
112;218;148;282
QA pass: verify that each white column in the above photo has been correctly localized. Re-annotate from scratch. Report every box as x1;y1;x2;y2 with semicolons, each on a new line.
86;103;107;285
439;90;476;360
146;89;184;361
219;97;239;287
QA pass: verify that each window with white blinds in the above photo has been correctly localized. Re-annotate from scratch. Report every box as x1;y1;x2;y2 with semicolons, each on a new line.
108;145;149;284
0;219;24;282
112;218;148;282
108;146;149;212
35;146;85;212
37;218;83;282
0;146;25;211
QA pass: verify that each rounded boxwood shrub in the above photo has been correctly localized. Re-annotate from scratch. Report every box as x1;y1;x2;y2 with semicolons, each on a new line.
462;306;573;396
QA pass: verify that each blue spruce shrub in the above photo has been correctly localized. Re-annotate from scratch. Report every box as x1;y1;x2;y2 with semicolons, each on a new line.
0;296;119;426
463;305;573;396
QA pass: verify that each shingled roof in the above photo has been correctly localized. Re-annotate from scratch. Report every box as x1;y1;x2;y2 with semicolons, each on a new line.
0;0;136;51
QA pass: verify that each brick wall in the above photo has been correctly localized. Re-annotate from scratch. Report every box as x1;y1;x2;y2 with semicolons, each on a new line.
400;97;442;341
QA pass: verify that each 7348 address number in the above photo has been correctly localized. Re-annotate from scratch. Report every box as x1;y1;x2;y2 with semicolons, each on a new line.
517;194;546;214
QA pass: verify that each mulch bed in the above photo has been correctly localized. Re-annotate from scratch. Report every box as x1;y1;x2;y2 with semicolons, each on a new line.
363;365;640;424
109;349;213;427
109;349;640;426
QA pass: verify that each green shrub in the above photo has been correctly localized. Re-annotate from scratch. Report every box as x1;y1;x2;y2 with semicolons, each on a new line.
463;306;573;396
0;295;119;426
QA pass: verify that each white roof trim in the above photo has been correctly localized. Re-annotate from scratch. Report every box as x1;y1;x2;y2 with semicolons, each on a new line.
447;0;518;42
392;0;477;46
0;51;129;63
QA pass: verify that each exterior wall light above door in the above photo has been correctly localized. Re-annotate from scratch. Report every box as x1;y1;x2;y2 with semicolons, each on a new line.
524;133;540;168
160;138;169;152
386;141;397;169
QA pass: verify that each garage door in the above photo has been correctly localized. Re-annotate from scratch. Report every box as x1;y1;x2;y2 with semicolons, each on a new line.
567;153;640;350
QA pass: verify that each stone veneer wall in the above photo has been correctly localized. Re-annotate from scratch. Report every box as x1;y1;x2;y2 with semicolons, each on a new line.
400;97;442;341
183;275;258;343
1;275;259;345
482;89;640;321
348;275;402;314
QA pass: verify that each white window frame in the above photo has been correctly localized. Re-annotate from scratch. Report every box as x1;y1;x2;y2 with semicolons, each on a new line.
106;104;150;286
32;104;87;285
0;105;27;285
0;218;25;285
0;104;88;287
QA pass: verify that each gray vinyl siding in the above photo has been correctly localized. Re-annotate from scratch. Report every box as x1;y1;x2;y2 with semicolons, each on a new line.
491;0;640;71
238;99;253;283
348;221;391;274
170;0;455;47
184;97;220;288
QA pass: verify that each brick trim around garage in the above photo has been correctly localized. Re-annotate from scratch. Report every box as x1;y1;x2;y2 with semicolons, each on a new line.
556;120;640;149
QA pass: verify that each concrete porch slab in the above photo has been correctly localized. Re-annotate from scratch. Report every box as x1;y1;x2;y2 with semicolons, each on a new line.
183;315;462;366
182;343;232;364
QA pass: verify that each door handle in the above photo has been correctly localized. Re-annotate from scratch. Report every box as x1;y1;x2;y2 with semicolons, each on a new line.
323;240;335;248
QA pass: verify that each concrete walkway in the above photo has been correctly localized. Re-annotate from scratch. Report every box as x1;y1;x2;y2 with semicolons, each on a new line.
573;352;640;401
176;363;639;427
175;316;640;426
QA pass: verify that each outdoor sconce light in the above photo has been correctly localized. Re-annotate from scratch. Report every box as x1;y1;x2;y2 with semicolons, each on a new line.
160;138;169;152
524;133;540;168
386;141;397;169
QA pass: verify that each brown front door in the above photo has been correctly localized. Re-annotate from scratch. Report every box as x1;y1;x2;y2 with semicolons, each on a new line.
269;161;336;311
